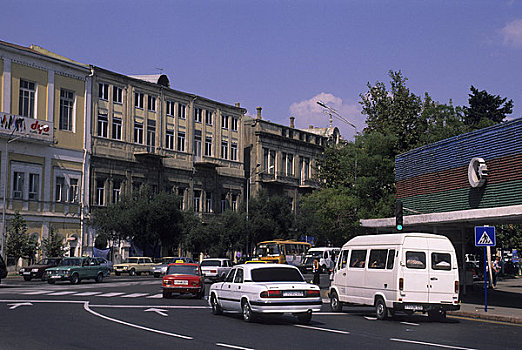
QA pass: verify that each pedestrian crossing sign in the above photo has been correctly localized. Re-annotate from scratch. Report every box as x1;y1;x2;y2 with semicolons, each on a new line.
474;226;496;247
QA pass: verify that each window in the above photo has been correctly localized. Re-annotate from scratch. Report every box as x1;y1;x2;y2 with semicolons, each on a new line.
350;250;367;268
55;176;65;202
195;108;202;123
251;267;304;282
147;120;156;148
386;250;395;269
230;142;238;161
134;122;143;144
206;110;213;125
96;179;105;206
368;250;387;269
221;140;228;159
193;190;201;212
231;194;237;211
263;148;276;174
406;251;426;269
59;89;74;131
13;172;24;199
177;188;185;209
19;80;35;118
338;250;349;270
113;180;121;203
113;86;122;104
28;173;39;200
431;253;451;271
134;92;144;109
205;192;212;213
231;117;238;131
194;132;202;157
177;132;185;152
205;136;212;156
97;113;108;138
300;157;310;181
98;83;109;100
178;103;186;119
282;153;293;176
165;129;174;150
69;178;79;203
221;114;229;129
166;101;175;116
233;268;244;283
112;117;122;140
148;96;156;112
221;193;228;212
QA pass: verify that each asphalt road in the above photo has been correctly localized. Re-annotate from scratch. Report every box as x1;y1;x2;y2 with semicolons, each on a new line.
0;274;520;350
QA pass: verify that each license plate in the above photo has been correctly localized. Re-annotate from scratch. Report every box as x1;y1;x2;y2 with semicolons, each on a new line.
404;304;423;311
173;280;188;285
50;275;61;279
283;291;303;297
23;272;30;275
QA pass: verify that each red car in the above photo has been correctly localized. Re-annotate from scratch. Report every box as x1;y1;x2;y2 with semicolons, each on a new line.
162;263;204;299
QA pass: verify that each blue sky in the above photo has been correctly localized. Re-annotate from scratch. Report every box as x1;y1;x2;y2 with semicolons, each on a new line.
3;1;522;139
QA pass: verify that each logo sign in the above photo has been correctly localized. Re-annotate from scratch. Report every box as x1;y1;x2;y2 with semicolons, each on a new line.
474;226;496;247
0;112;53;142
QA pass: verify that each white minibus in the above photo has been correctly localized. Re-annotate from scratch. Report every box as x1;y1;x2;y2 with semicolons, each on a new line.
329;233;460;321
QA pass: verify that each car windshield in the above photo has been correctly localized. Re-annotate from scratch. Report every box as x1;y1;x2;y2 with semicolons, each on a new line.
251;267;304;282
166;265;200;276
60;258;82;266
200;260;221;267
37;259;50;265
256;243;280;257
122;258;139;264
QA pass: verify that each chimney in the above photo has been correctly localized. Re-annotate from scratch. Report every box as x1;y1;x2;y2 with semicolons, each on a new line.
256;107;262;119
309;125;314;129
235;102;240;107
290;117;295;128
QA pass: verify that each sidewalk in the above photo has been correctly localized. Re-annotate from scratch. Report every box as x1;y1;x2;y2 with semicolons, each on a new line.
449;276;522;324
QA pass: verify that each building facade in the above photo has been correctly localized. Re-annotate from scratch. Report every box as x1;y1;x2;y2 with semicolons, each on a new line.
243;109;327;211
0;41;92;260
87;67;246;257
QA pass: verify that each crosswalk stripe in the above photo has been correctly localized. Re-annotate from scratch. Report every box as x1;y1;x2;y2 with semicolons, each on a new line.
121;293;149;298
23;290;53;295
96;292;126;297
146;293;163;299
46;291;76;296
74;292;102;296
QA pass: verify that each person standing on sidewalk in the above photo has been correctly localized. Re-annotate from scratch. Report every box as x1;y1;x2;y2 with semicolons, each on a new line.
492;256;501;287
312;258;320;285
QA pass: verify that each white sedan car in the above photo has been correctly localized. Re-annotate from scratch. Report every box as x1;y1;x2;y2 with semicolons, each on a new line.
209;264;322;324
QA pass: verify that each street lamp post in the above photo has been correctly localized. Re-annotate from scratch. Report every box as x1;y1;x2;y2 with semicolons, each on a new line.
246;163;260;257
316;100;358;181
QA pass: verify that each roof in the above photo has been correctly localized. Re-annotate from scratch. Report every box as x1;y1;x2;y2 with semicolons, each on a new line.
128;74;170;87
342;232;449;248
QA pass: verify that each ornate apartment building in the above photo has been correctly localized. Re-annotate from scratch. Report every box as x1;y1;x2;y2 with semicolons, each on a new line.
88;67;245;256
244;109;327;211
0;40;92;259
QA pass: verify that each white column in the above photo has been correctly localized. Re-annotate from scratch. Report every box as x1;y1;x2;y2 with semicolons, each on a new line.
2;59;11;113
47;70;54;121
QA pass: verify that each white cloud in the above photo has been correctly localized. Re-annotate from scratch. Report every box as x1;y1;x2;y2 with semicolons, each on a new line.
501;19;522;48
288;92;365;140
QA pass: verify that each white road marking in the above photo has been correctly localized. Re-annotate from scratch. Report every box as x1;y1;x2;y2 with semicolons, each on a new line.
121;293;149;298
364;316;377;320
294;324;350;334
8;302;33;309
314;312;347;316
145;308;168;317
216;343;255;350
400;321;419;326
89;305;208;309
74;292;102;296
46;291;77;296
96;292;125;297
146;293;163;298
390;338;477;350
22;290;53;295
83;302;193;340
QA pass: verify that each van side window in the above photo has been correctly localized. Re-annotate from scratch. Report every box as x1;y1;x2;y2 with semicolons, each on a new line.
338;250;349;269
431;253;451;271
406;251;426;269
350;250;367;268
386;249;395;269
368;249;387;269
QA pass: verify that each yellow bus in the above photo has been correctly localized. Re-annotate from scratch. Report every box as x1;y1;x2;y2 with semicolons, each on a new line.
254;240;311;266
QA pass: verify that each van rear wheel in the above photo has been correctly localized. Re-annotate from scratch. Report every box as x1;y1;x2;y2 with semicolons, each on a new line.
375;298;388;320
428;309;446;321
330;291;343;312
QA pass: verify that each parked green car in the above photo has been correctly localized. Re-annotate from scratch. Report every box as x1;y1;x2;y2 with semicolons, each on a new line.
46;257;110;284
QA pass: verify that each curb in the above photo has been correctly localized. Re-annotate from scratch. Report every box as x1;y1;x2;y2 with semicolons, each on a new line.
448;310;522;325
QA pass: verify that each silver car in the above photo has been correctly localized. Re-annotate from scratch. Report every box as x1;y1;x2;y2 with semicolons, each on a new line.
152;257;194;278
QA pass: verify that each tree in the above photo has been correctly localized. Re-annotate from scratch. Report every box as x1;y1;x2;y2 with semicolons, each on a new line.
463;86;513;129
41;226;65;257
418;96;467;145
6;211;39;263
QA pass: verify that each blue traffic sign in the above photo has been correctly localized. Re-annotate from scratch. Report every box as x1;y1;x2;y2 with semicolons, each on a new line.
475;226;496;247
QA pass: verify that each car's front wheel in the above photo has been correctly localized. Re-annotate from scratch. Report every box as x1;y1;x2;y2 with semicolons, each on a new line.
70;274;80;285
95;273;104;283
241;300;257;323
210;294;222;315
129;269;136;276
330;290;343;312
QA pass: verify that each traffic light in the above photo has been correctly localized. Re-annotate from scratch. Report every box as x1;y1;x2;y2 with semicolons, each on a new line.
396;200;403;231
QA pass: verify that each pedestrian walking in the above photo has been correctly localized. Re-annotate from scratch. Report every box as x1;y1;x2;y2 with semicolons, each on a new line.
312;258;320;286
493;256;500;287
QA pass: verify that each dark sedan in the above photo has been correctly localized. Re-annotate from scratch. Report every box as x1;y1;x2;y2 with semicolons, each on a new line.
19;258;62;281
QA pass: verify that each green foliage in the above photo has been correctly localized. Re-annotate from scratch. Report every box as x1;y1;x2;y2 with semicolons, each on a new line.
90;187;183;253
6;211;39;262
463;86;513;129
42;226;65;257
497;224;522;252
